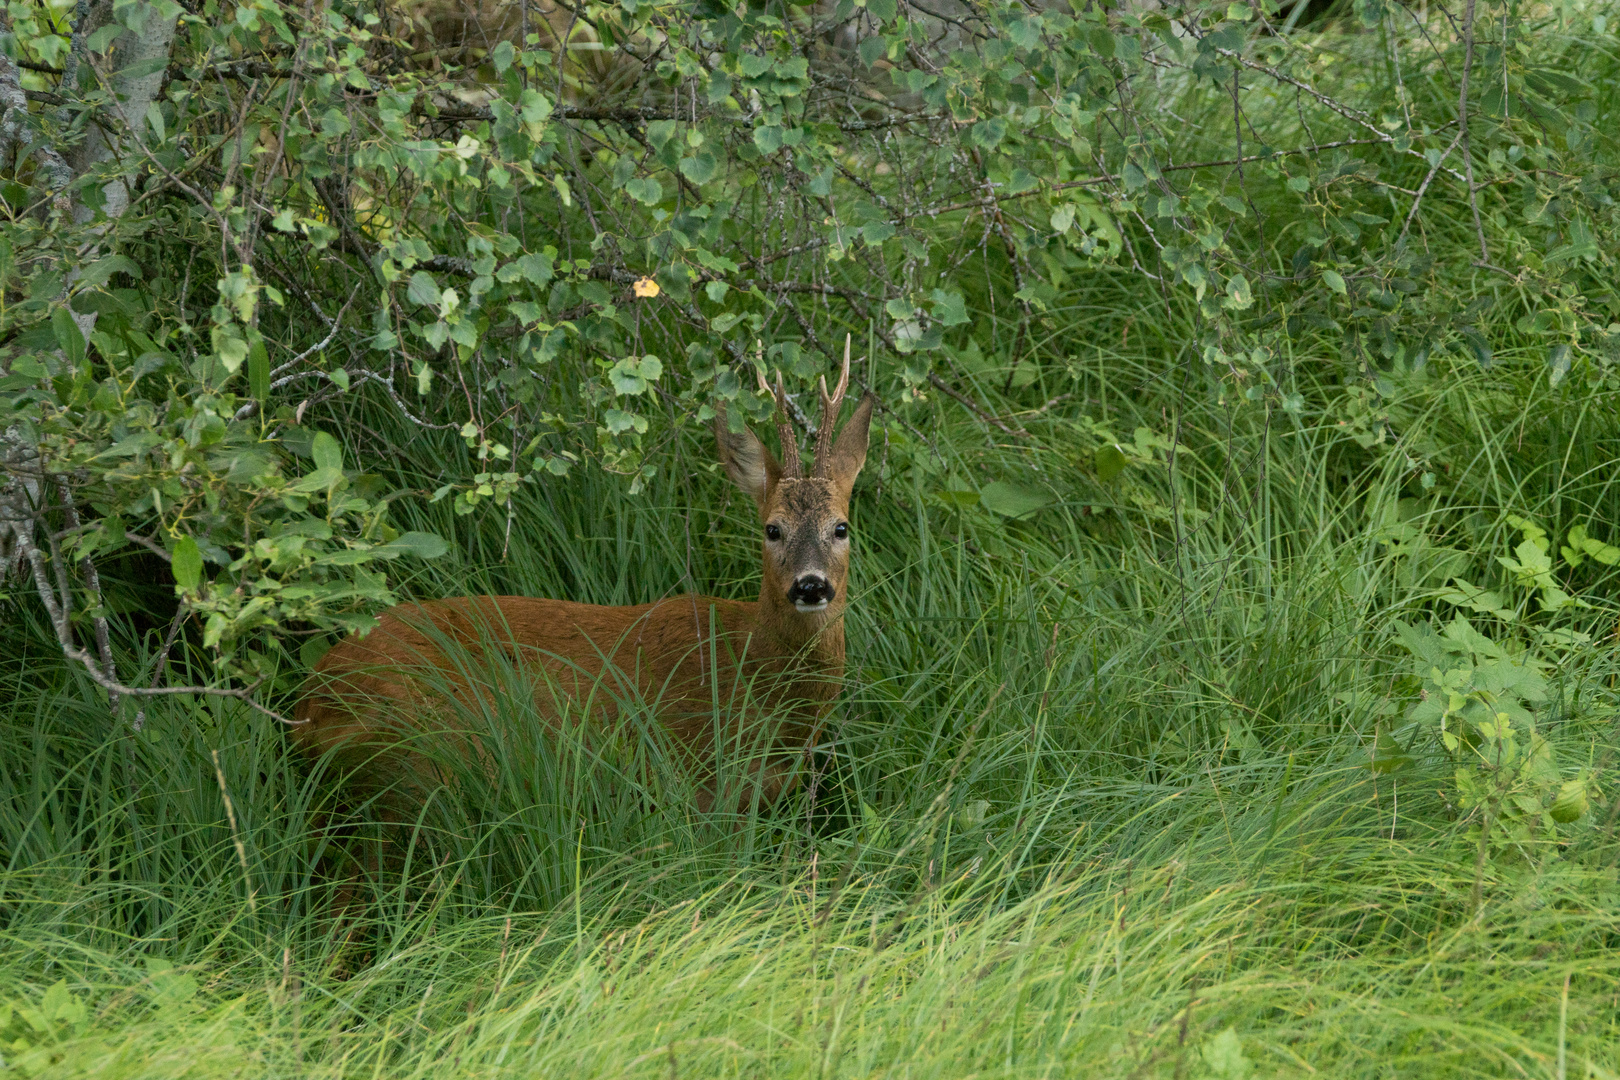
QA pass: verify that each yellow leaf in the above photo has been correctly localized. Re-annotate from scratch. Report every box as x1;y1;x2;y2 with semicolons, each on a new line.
633;277;660;298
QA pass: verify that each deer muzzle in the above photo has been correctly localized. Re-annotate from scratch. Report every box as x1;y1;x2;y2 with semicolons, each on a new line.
788;574;835;612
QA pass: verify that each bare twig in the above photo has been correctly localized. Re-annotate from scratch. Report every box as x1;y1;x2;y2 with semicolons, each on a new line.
1209;45;1468;184
57;484;120;711
12;524;297;724
927;373;1025;436
1457;0;1490;263
132;605;187;732
1396;128;1466;247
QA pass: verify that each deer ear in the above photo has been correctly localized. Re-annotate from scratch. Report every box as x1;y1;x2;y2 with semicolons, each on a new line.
715;405;782;510
825;394;875;495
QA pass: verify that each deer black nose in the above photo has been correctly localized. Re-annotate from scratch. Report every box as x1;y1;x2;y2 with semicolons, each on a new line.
788;575;835;608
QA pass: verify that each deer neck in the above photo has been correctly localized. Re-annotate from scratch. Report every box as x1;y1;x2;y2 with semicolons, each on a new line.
753;590;847;675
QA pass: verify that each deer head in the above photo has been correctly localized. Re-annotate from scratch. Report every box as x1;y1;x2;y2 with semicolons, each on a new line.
716;340;875;635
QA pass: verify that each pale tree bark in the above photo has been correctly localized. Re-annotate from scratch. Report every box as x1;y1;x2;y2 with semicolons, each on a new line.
66;0;179;227
0;14;75;203
0;1;182;700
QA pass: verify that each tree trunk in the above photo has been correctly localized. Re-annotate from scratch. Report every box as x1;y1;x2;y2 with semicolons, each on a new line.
0;1;180;693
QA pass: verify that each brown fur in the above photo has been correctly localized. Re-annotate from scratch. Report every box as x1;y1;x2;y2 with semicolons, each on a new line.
292;393;876;813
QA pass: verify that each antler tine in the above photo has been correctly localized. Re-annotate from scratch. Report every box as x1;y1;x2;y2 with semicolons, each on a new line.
812;336;852;477
751;363;800;477
771;369;801;478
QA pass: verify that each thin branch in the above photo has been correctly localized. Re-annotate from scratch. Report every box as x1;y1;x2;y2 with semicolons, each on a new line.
928;373;1025;436
429;101;943;133
350;370;461;430
13;523;297;724
124;531;174;562
1208;45;1468;185
131;603;187;732
1457;0;1490;263
57;484;120;711
909;137;1410;223
1396;127;1466;247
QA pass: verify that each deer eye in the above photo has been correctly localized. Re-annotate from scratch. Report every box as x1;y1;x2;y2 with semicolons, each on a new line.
766;524;783;541
834;522;849;540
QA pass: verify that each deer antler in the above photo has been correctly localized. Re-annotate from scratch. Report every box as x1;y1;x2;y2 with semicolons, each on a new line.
811;336;852;479
756;364;801;478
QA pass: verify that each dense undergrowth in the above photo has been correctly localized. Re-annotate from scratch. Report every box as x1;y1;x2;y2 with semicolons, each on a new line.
11;267;1620;1076
7;1;1620;1076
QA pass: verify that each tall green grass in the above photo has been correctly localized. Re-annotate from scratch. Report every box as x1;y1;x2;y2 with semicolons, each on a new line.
7;331;1620;1074
7;10;1620;1078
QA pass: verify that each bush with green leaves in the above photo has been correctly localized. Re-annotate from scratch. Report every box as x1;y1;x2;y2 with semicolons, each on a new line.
2;0;1617;714
2;0;1620;1062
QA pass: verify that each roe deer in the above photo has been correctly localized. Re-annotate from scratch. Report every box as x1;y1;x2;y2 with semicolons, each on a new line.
292;348;875;812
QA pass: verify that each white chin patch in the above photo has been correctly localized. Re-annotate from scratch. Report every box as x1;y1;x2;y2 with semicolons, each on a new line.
794;600;830;613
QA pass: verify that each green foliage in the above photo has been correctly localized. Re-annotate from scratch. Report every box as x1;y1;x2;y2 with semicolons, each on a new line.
5;0;1618;686
2;0;1620;1072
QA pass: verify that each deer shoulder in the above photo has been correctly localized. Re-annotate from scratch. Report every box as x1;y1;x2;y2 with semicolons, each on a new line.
292;348;875;811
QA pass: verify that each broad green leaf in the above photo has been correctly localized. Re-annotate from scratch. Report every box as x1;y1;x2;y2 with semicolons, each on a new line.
248;337;270;402
1550;778;1590;823
862;222;896;245
1095;444;1129;482
980;481;1052;519
969;118;1005;149
407;272;441;308
213;329;249;374
1547;343;1571;387
94;433;162;460
1201;1027;1251;1080
78;254;141;289
86;24;121;51
41;980;85;1025
52;308;86;365
609;355;662;396
117;55;168;80
496;252;555;286
1368;728;1414;774
519;89;553;125
679;153;718;184
1439;579;1515;621
937;489;980;509
603;408;647;434
625;177;664;205
1583;532;1620;565
1458;326;1492;368
646;120;678;150
289;467;345;493
171;537;202;591
374;531;450;559
1008;15;1043;47
929;289;970;326
752;126;783;154
311;431;343;473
